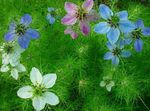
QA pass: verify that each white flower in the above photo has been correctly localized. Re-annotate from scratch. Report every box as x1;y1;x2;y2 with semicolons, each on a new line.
100;76;115;92
17;67;59;111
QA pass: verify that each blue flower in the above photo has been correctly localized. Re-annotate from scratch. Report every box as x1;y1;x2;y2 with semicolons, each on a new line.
104;40;131;65
94;4;135;44
46;7;56;25
124;19;150;52
4;14;39;49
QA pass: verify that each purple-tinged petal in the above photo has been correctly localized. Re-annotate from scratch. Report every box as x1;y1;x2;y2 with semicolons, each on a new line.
20;14;32;26
104;52;113;60
94;22;110;34
9;22;16;31
99;4;113;20
64;27;78;39
117;11;128;21
80;21;90;35
65;2;78;15
121;50;131;58
107;28;120;44
119;20;135;33
4;32;16;41
61;14;77;25
134;39;143;52
142;28;150;36
135;19;144;29
106;42;115;51
18;35;30;49
112;56;119;65
26;29;39;39
86;10;100;22
82;0;93;12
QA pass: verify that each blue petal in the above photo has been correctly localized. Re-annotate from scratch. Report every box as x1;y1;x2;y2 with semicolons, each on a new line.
94;22;110;34
121;50;131;58
135;19;144;29
112;56;119;65
119;20;135;33
107;28;120;44
4;31;16;41
9;22;16;31
99;4;113;20
48;7;55;12
106;42;116;51
18;35;30;49
118;39;125;49
47;14;55;24
134;39;143;52
26;29;39;39
142;28;150;36
117;11;128;21
20;14;32;26
124;38;132;45
104;52;113;60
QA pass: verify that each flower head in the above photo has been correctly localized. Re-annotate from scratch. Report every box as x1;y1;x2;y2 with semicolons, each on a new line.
104;40;131;65
46;7;57;25
17;67;59;111
4;14;39;49
62;0;98;37
94;4;135;44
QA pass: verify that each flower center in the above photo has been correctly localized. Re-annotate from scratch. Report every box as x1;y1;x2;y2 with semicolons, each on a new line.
108;16;119;28
112;48;121;56
15;24;27;36
76;8;87;21
50;10;57;17
33;86;46;96
131;28;142;39
4;44;14;54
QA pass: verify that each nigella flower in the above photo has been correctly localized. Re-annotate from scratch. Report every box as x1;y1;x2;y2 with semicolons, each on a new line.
17;67;59;111
64;26;78;39
124;19;150;52
104;40;131;65
94;4;135;44
46;7;57;25
4;14;39;49
61;0;98;36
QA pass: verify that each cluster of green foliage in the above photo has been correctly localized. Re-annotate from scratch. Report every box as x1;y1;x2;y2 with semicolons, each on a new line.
0;0;150;111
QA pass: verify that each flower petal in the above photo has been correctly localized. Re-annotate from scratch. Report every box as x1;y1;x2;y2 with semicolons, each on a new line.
119;20;135;33
47;14;56;24
142;28;150;36
106;42;115;51
1;65;9;72
80;21;90;35
32;96;46;111
106;83;113;92
15;64;26;72
135;19;144;29
94;22;110;34
124;38;132;45
18;35;30;49
104;52;113;60
20;14;32;26
64;27;78;39
134;39;143;52
99;4;113;20
121;50;131;58
4;31;16;41
65;2;78;15
30;67;42;86
112;56;119;65
82;0;93;12
61;14;77;25
17;86;33;99
11;68;19;80
2;53;10;65
9;22;16;31
117;11;128;21
48;7;55;12
100;81;106;87
43;92;59;106
107;28;120;44
42;74;57;88
26;28;39;39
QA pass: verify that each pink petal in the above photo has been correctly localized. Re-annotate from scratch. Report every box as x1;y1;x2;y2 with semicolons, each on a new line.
86;10;100;22
61;14;77;25
65;2;78;15
82;0;93;12
80;21;90;36
64;27;78;39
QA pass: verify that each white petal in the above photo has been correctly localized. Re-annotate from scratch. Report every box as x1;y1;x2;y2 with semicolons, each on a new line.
43;92;59;106
9;53;20;67
42;74;57;88
30;67;43;86
11;68;18;80
32;96;46;111
1;65;9;72
16;64;26;72
106;84;113;92
17;86;33;99
2;53;9;65
100;81;106;87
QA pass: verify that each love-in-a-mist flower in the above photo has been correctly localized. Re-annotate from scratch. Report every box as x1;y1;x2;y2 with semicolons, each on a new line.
4;14;39;49
124;19;150;52
17;67;59;111
62;0;97;36
46;7;57;25
100;76;115;92
104;40;131;65
94;4;135;44
0;43;26;80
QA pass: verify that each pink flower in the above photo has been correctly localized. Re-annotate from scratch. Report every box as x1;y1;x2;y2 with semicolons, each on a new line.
61;0;94;36
64;27;78;39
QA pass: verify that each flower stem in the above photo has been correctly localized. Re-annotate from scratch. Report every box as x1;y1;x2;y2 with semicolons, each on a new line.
138;96;150;111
